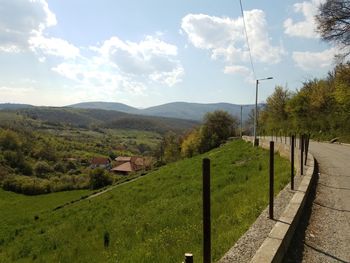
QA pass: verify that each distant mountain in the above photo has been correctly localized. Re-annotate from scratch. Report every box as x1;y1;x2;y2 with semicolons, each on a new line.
0;103;34;110
69;102;140;114
69;101;257;121
141;102;255;121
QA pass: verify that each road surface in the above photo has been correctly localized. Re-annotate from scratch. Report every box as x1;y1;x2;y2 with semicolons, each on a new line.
285;142;350;263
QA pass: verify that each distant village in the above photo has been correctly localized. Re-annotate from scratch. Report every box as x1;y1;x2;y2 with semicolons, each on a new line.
90;156;154;175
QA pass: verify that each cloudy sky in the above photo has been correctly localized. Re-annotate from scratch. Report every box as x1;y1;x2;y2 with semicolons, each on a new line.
0;0;337;107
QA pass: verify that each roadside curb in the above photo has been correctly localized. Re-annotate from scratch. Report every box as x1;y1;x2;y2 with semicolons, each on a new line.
243;137;316;263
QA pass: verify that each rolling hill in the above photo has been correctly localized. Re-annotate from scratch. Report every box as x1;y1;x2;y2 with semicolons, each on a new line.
0;140;290;262
68;101;257;121
0;107;198;134
0;101;258;122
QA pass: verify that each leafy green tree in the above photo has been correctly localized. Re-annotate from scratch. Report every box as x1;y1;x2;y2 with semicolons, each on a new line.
181;128;201;157
34;144;57;162
53;162;66;173
0;130;21;151
89;168;113;189
200;110;237;152
163;132;181;163
259;86;291;133
34;161;52;178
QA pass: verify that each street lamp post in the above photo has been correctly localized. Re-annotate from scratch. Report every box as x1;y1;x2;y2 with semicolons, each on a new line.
253;77;273;146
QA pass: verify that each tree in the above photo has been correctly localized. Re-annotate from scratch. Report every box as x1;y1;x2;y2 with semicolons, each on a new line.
0;130;21;151
34;161;52;178
316;0;350;59
181;128;201;157
200;110;238;152
260;86;291;133
89;168;113;189
163;132;181;163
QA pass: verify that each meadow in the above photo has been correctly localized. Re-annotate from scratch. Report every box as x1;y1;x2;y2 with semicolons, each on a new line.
0;140;290;262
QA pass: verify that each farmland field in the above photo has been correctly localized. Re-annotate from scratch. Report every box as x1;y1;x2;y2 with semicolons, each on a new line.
0;140;290;262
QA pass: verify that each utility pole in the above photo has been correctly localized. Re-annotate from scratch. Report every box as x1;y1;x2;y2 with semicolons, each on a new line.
240;105;243;137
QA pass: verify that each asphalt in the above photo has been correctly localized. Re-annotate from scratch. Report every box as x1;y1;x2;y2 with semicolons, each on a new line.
285;142;350;263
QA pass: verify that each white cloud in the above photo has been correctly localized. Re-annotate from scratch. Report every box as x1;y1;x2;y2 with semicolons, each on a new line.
93;36;184;86
29;34;80;59
0;0;183;102
52;35;185;96
181;10;284;71
292;47;337;70
224;65;250;75
224;65;254;83
0;0;56;52
284;0;325;39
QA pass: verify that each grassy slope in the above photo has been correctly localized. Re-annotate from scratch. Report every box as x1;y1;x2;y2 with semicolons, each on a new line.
0;140;290;262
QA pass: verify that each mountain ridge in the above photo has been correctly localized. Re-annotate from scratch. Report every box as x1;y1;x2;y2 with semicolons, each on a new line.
0;101;257;121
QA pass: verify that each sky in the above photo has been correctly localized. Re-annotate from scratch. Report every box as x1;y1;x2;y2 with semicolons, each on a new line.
0;0;339;108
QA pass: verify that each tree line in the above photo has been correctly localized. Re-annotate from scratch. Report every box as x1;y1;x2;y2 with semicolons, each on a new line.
157;110;239;163
259;63;350;141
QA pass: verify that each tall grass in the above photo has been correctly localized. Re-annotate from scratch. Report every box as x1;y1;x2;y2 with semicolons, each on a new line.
0;140;290;262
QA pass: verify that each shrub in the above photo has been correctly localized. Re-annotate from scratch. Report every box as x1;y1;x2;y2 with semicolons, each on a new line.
19;161;33;176
89;168;113;189
34;161;52;178
53;162;65;173
0;130;21;151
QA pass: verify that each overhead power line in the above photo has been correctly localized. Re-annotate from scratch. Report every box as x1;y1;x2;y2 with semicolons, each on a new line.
239;0;256;80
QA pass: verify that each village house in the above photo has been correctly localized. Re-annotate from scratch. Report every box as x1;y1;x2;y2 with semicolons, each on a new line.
111;156;147;175
90;157;111;169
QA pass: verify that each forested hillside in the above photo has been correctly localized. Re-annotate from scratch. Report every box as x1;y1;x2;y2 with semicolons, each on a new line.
259;63;350;142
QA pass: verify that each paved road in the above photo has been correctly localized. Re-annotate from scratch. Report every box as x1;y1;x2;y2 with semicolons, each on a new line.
286;142;350;263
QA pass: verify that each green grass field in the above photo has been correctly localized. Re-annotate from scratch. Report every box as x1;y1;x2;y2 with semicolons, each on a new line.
0;140;290;262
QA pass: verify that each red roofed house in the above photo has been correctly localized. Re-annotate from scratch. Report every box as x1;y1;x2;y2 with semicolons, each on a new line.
111;156;146;175
90;157;111;169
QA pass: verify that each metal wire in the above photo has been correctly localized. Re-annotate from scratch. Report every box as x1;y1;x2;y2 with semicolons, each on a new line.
239;0;256;80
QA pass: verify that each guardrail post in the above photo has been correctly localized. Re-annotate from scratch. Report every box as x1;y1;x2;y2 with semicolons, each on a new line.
304;134;310;165
300;134;304;175
184;253;193;263
269;141;274;219
291;135;295;190
203;158;211;263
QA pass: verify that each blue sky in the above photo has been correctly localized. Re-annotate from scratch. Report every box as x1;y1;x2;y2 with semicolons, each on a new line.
0;0;338;108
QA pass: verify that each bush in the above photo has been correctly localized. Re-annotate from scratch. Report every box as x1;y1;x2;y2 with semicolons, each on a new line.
34;161;52;178
89;168;113;189
53;162;65;173
0;130;21;151
2;176;51;195
19;161;33;176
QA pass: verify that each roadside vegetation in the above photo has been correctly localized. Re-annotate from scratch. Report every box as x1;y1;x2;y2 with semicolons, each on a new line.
259;63;350;143
0;140;290;262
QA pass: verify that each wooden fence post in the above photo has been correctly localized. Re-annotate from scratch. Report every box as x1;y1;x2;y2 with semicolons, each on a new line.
300;134;304;175
184;253;193;263
304;134;310;165
269;141;274;219
202;158;211;263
